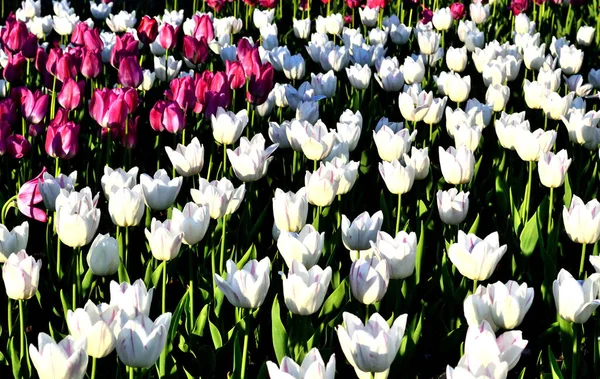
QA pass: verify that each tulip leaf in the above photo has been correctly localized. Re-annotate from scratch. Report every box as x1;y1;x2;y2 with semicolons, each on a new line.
509;187;521;233
563;173;572;208
517;367;526;379
169;288;190;345
232;324;244;379
247;204;271;244
151;261;165;288
81;268;94;295
318;279;347;324
9;337;19;379
415;221;425;285
193;304;209;337
118;261;130;284
271;297;288;364
520;213;539;257
468;214;480;235
208;313;223;350
237;244;255;270
59;289;70;322
495;174;509;215
144;260;154;289
547;346;565;379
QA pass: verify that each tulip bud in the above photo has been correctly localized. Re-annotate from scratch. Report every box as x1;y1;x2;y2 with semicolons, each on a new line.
305;164;340;207
191;177;246;219
145;218;184;261
514;128;557;162
170;202;210;246
439;146;475;185
2;250;41;300
114;311;172;368
553;269;600;323
267;348;335;379
165;137;204;177
448;230;507;281
210;107;248;145
437;189;469;225
0;221;29;263
30;334;88;379
108;185;145;227
227;134;278;182
215;257;271;308
538;150;571;188
67;300;118;358
109;279;154;318
562;195;600;244
379;158;416;195
277;224;324;269
293;18;311;39
86;233;119;276
118;56;143;88
349;252;389;304
282;260;332;315
342;211;384;253
140;169;183;211
407;146;430;180
374;231;417;279
55;188;101;248
272;187;309;234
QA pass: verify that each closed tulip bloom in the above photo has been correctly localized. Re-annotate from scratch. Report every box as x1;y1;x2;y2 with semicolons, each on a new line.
514;128;557;162
485;84;510;112
115;311;171;368
538;150;571;188
439;146;475;185
39;171;77;211
433;8;453;31
494;112;530;150
0;221;28;263
417;29;441;55
576;26;595;46
67;300;118;358
191;177;246;219
453;123;482;151
30;334;88;379
283;54;306;80
488;281;534;330
446;46;467;72
336;312;407;378
138;69;156;91
109;279;154;318
311;71;337;98
2;250;41;300
118;56;143;88
305;164;340;207
227;134;278;182
398;86;433;122
446;73;471;103
375;57;404;92
448;230;507;281
325;158;359;195
437;189;469;225
523;43;546;71
463;286;497;331
523;80;546;109
407;147;430;180
266;348;336;379
379;159;416;195
293;18;311;39
373;122;417;162
559;45;583;75
590;256;600;273
90;1;112;20
215;257;271;308
463;320;528;371
423;96;448;125
336;120;362;152
278;224;324;268
140;169;183;211
375;231;416;279
55;188;101;248
86;233;119;276
561;111;600;150
563;195;600;244
346;63;371;90
211;107;248;145
165;137;204;177
342;211;384;252
543;91;573;121
154;55;182;82
170;202;210;246
145;218;184;261
272;187;308;233
108;185;144;227
349;252;389;304
553;269;600;323
401;55;425;84
470;3;490;24
45;120;80;159
282;260;332;315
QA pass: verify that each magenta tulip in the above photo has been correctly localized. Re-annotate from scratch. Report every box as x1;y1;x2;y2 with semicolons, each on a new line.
17;167;48;223
45;120;80;159
118;56;143;88
150;100;185;133
6;134;31;158
58;78;82;111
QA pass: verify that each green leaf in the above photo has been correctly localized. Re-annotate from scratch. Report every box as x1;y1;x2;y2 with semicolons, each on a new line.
517;367;526;379
509;186;521;233
415;220;425;286
237;244;255;270
143;259;154;288
9;338;19;379
168;288;190;345
318;279;347;323
81;268;94;295
151;261;165;288
563;173;572;208
271;297;288;363
208;313;222;350
232;324;244;379
118;261;130;284
520;213;539;257
468;214;480;235
548;346;565;379
193;304;209;337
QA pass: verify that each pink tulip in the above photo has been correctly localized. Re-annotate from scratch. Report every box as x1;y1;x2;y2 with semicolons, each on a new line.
45;120;80;159
83;28;104;53
137;16;159;45
226;61;245;90
17;167;48;223
29;123;44;137
450;2;466;19
150;100;185;133
89;88;128;129
6;134;30;158
1;18;28;53
259;0;278;7
189;15;214;42
237;44;261;79
110;33;139;68
58;78;83;111
165;76;195;112
14;87;49;124
0;98;18;125
70;22;90;47
81;48;102;79
247;63;274;105
4;52;26;82
183;36;208;67
118;56;143;88
158;23;177;50
206;0;225;11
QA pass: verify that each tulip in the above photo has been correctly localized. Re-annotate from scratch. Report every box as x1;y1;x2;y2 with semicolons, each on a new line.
144;218;184;262
67;300;118;358
266;348;336;379
154;55;182;82
463;320;528;371
406;146;430;180
562;195;600;245
374;231;417;279
287;119;336;161
89;1;112;20
277;224;324;269
106;10;137;33
272;188;308;234
325;158;359;195
523;44;546;71
247;63;275;104
336;121;362;153
182;36;209;68
17;167;48;222
559;45;583;75
227;134;279;182
108;185;145;227
191;177;246;219
170;202;210;246
282;260;332;315
433;8;453;31
486;281;534;330
453;123;482;151
55;188;101;248
341;211;384;253
30;334;88;379
16;87;48;124
138;69;156;91
101;166;138;200
293;18;311;39
346;63;371;90
0;221;28;263
211;107;248;145
295;101;320;124
375;57;404;92
379;159;416;195
109;279;154;318
150;100;185;134
398;86;433;122
439;146;475;185
401;55;425;84
305;164;340;207
448;230;507;281
446;46;467;72
417;29;441;55
576;26;595;46
485;84;510;112
215;257;271;308
538;150;571;188
372;121;416;162
164;137;204;177
140;169;183;211
445;73;471;103
283;54;306;80
336;312;407;378
118;56;143;88
86;233;119;276
311;71;337;98
437;189;470;225
561;111;600;150
57;78;82;111
514;128;557;162
6;134;31;159
2;250;41;300
349;252;389;304
114;311;172;368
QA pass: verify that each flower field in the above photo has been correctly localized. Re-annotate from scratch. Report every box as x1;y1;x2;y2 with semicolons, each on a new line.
1;0;600;377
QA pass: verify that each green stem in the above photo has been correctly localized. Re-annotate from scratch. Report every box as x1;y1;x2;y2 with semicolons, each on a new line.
125;227;129;268
395;194;402;235
160;260;167;377
129;366;134;379
18;300;24;359
91;357;97;379
548;188;554;236
572;323;579;379
220;215;228;275
189;249;195;331
241;309;250;379
7;299;12;337
523;161;534;222
364;304;369;324
472;280;478;295
223;143;227;176
580;244;587;278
